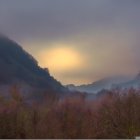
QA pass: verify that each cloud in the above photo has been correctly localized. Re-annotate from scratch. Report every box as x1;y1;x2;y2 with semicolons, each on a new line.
0;0;140;84
0;0;139;42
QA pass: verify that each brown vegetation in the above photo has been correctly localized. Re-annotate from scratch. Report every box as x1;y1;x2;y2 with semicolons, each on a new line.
0;87;140;139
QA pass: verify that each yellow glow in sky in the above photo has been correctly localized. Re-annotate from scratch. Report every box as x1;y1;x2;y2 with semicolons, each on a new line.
37;44;84;73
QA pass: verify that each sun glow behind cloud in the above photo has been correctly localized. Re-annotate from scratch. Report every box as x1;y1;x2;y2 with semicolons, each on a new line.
36;43;85;83
23;28;140;85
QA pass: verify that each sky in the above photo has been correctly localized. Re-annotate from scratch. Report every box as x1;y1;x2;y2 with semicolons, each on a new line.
0;0;140;85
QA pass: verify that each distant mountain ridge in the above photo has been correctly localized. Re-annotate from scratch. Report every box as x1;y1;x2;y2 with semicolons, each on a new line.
0;35;67;100
66;75;139;94
118;73;140;89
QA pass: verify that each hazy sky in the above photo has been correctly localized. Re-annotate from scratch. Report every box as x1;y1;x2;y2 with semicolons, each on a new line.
0;0;140;85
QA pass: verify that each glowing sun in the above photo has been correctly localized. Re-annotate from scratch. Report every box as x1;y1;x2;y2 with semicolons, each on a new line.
37;44;83;72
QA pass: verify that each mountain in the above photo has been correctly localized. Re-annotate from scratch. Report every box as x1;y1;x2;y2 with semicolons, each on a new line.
117;73;140;89
0;35;67;100
67;76;131;94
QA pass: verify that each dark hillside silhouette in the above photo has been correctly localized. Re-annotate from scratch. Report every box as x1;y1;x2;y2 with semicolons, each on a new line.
0;35;67;99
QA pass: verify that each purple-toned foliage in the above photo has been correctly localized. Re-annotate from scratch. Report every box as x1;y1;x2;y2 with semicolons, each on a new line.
0;87;140;139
